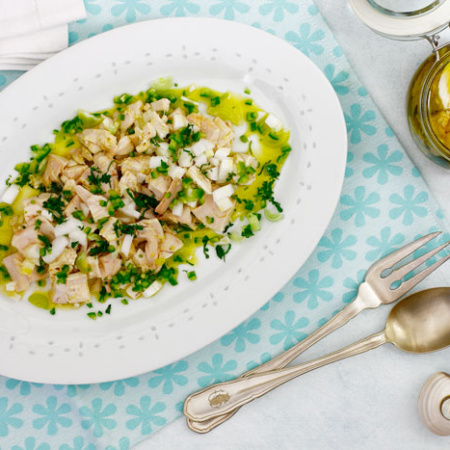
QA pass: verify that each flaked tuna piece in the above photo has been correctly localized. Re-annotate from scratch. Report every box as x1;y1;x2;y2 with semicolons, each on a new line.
147;175;171;201
120;101;143;132
93;152;117;176
187;166;212;194
135;122;157;153
85;256;102;278
162;205;193;227
192;194;234;233
86;195;109;222
155;178;182;214
23;194;51;222
11;226;39;255
42;154;68;187
115;136;134;156
160;232;183;259
145;239;159;263
99;217;118;242
30;216;55;240
52;273;90;304
48;248;77;279
62;179;76;192
3;253;30;291
136;218;164;241
99;115;117;132
187;113;220;143
74;185;92;203
62;164;87;183
121;156;150;174
118;171;137;196
214;117;234;148
99;253;121;278
65;195;83;216
78;129;117;154
143;110;169;139
187;113;234;147
132;248;148;269
78;168;91;185
150;98;170;112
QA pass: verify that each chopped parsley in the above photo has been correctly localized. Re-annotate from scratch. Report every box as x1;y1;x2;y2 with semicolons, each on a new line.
38;235;52;257
256;180;283;213
187;271;197;281
56;265;70;284
215;244;232;261
241;225;254;238
43;196;66;224
126;190;158;215
87;167;111;193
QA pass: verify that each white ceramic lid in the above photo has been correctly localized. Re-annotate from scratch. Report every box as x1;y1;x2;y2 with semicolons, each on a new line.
349;0;450;39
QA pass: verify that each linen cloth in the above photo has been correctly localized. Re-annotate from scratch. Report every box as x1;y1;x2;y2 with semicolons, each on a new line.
0;1;449;448
0;0;86;70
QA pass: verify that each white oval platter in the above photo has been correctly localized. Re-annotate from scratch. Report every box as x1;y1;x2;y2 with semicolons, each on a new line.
0;18;347;384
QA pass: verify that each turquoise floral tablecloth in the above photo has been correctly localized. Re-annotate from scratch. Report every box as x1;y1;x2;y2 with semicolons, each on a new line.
1;1;449;449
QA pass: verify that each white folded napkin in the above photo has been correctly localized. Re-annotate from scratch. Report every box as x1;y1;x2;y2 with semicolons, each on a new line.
0;0;86;71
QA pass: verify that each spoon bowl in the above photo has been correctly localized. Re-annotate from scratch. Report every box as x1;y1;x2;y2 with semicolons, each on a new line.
386;287;450;353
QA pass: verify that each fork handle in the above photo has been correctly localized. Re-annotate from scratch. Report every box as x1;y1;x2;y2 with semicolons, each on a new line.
186;296;366;432
184;331;387;422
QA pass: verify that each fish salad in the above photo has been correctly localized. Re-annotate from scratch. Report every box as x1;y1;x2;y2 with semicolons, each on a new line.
0;79;291;317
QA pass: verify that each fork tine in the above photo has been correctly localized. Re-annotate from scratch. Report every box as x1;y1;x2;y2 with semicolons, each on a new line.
367;232;441;278
386;240;450;282
392;253;450;297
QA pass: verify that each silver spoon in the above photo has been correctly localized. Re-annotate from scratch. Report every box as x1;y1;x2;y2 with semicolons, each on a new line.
184;287;450;422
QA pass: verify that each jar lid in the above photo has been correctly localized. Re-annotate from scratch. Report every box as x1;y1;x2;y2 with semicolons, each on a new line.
349;0;450;39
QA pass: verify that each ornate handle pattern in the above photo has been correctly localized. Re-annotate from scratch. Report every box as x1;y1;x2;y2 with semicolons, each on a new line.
185;331;387;422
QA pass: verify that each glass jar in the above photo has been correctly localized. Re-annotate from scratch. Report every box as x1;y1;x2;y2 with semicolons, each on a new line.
349;0;450;167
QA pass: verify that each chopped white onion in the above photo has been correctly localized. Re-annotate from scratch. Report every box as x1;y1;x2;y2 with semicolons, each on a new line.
204;148;214;158
213;185;235;203
171;202;184;217
265;114;282;132
192;139;214;157
41;209;53;221
69;228;87;247
54;218;83;237
209;157;220;167
181;96;199;105
216;197;234;212
149;156;168;169
215;147;231;160
121;234;133;258
155;142;169;157
206;167;219;181
1;185;19;204
172;114;188;130
194;154;208;167
136;173;146;183
168;165;186;179
23;244;40;265
42;236;69;264
178;151;193;168
5;282;16;291
218;158;234;182
143;280;163;298
118;206;141;219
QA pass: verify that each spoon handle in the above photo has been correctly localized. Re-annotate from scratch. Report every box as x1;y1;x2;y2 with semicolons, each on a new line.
187;296;366;432
184;331;387;422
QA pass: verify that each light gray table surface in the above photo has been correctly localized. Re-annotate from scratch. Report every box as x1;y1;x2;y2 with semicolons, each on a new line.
136;2;450;449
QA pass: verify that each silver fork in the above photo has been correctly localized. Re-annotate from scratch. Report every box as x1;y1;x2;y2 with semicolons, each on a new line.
185;231;450;431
